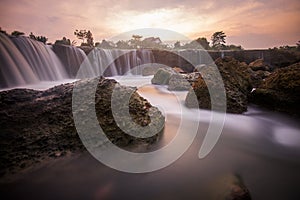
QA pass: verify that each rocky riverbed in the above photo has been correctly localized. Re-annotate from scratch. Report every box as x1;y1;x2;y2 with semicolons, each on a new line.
0;77;165;178
150;56;300;116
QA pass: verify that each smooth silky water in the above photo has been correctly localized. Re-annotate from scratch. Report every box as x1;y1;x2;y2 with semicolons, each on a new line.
1;76;300;200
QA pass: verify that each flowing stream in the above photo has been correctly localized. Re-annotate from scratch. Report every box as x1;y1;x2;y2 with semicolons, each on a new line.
1;76;300;200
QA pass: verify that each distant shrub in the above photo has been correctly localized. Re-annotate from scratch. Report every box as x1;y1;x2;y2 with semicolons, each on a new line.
55;37;71;45
11;31;25;36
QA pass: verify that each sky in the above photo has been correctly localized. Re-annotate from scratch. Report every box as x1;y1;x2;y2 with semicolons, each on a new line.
0;0;299;49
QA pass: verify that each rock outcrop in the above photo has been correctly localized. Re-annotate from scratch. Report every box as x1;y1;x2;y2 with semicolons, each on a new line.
250;62;300;117
185;57;252;114
151;68;177;85
142;65;169;76
249;59;270;71
0;78;165;177
167;74;192;91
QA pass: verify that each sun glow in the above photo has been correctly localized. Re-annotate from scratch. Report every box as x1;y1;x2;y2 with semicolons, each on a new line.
108;8;200;36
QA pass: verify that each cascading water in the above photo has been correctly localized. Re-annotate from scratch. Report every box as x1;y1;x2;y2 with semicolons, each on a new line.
0;33;67;88
1;32;155;88
12;36;67;81
0;33;38;88
52;44;90;78
79;48;155;78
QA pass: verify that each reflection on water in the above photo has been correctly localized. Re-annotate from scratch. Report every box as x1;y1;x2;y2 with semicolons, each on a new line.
1;76;300;200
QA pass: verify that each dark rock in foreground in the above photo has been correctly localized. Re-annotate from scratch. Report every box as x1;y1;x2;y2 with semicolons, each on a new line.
0;78;165;177
185;57;252;114
250;62;300;117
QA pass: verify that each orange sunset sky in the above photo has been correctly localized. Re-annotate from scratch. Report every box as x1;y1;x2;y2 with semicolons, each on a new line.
0;0;299;49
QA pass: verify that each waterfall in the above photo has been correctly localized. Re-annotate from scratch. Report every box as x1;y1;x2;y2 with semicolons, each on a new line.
12;36;67;81
77;48;154;78
0;33;38;88
0;33;154;88
0;33;68;88
52;44;89;78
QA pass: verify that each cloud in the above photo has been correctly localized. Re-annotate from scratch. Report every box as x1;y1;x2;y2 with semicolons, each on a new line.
0;0;299;48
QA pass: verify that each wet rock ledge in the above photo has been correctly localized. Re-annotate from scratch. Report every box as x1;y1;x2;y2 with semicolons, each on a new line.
0;77;165;177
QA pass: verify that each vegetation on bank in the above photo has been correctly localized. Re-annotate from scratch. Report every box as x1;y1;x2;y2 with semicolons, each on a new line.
1;27;299;52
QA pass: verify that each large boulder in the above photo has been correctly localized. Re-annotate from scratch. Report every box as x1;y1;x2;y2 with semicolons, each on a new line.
0;78;165;177
142;65;169;76
151;67;177;85
250;62;300;116
167;74;192;91
249;59;270;71
185;57;252;114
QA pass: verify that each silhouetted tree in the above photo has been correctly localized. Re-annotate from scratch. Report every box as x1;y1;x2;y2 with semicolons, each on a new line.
74;29;94;46
297;40;300;50
36;36;48;44
195;37;210;49
11;31;25;36
86;30;94;46
29;32;36;40
211;31;226;50
29;32;48;44
130;35;143;48
55;37;71;45
74;29;87;44
0;27;8;35
223;44;243;51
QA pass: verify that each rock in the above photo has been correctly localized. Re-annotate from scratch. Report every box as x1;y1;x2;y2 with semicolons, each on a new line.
183;72;201;83
249;59;270;71
185;57;252;114
210;174;252;200
172;66;186;73
250;62;300;116
151;67;177;85
194;64;207;72
0;77;165;177
168;74;192;91
142;65;168;76
249;70;272;88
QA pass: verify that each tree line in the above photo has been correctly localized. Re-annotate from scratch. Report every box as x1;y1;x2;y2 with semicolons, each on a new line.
1;27;300;51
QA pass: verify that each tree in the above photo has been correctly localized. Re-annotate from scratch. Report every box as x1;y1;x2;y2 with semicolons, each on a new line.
132;34;143;41
29;32;36;40
11;30;25;36
174;41;181;49
297;40;300;50
55;37;71;45
211;31;226;50
130;35;143;48
223;44;243;51
74;29;87;44
86;30;94;46
29;32;48;44
0;27;8;35
36;36;48;44
74;29;94;46
195;37;210;49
